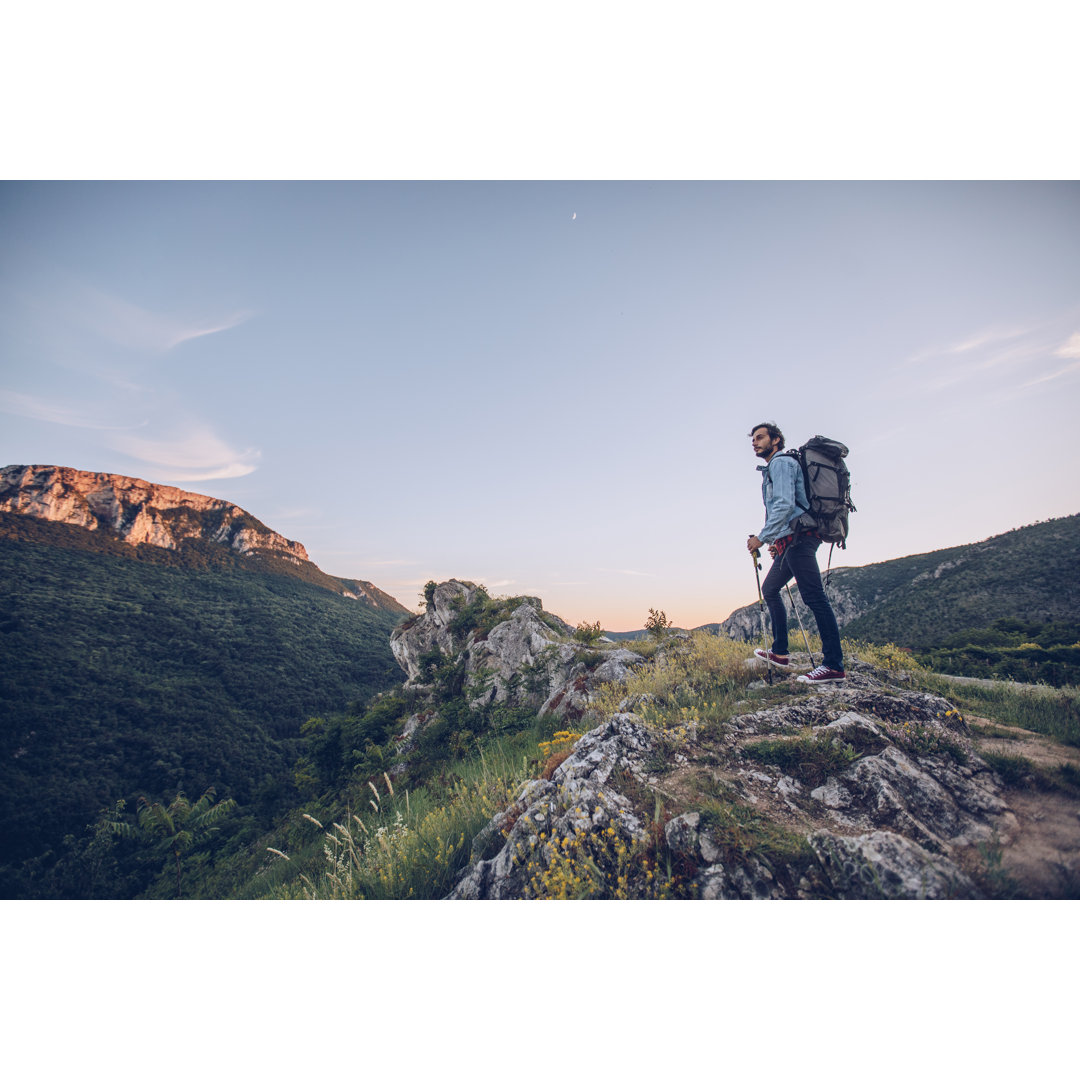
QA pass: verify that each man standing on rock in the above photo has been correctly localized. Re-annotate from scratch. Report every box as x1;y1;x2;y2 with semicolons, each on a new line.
746;422;846;684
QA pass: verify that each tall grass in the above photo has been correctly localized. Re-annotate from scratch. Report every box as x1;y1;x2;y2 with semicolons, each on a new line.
915;673;1080;747
268;743;531;899
589;631;754;731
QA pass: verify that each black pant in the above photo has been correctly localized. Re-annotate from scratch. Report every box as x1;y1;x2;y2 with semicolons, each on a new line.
761;536;844;671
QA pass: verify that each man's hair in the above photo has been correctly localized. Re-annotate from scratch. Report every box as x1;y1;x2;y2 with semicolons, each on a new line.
749;422;785;451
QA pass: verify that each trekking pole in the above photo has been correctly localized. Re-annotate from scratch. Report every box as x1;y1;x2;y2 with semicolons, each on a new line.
750;548;772;684
784;581;816;667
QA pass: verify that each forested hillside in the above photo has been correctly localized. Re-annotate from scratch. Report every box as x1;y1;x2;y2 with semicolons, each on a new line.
0;517;408;898
836;515;1080;643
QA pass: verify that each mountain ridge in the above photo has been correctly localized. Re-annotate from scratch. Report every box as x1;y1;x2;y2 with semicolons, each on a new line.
0;464;408;612
1;462;308;559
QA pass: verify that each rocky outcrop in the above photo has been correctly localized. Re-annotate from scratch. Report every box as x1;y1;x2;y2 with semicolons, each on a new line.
390;579;646;737
0;464;309;562
449;664;1017;899
337;578;411;613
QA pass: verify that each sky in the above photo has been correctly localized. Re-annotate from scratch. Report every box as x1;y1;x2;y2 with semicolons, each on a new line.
2;180;1079;629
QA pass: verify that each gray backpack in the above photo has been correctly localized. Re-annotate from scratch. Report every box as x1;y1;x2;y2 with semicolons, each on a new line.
783;436;855;548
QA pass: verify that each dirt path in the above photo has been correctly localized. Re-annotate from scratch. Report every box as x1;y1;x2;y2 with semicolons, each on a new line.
966;715;1080;898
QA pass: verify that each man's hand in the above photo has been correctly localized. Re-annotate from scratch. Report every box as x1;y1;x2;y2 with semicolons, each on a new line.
747;534;763;554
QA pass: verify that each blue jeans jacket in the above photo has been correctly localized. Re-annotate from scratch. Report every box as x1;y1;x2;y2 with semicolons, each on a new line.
757;454;809;545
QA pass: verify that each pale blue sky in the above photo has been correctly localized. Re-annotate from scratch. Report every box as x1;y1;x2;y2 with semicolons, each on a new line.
3;181;1078;628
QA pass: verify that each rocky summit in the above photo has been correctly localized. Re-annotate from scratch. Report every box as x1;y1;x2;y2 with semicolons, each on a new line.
380;583;1078;899
450;663;1029;899
0;464;310;562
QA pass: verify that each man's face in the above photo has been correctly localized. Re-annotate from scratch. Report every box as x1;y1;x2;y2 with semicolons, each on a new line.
751;427;778;459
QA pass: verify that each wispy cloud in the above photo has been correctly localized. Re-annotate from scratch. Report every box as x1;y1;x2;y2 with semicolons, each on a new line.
166;311;254;350
1054;331;1080;360
0;388;145;431
897;315;1080;395
3;275;262;484
62;284;253;353
943;325;1027;356
109;424;260;482
1022;359;1080;388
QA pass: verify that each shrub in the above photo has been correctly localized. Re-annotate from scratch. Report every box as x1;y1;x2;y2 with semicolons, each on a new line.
645;608;671;641
573;620;604;645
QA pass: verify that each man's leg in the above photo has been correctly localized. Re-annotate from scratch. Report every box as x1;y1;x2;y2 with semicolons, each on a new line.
787;538;844;671
760;554;795;657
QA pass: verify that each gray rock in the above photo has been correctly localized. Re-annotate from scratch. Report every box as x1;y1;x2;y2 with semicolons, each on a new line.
809;830;979;899
390;580;644;724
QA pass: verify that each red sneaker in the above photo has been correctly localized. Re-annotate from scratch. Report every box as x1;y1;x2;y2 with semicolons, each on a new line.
753;648;790;668
796;665;846;684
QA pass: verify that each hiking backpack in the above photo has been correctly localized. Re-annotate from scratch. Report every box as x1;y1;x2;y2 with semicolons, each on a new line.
782;436;856;548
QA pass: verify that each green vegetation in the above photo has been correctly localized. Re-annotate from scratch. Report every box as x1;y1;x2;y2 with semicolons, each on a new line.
913;619;1080;687
25;621;1080;900
269;755;528;899
573;620;604;645
645;608;671;641
835;514;1080;648
132;787;237;899
743;730;860;783
977;752;1080;798
915;673;1080;747
0;522;407;898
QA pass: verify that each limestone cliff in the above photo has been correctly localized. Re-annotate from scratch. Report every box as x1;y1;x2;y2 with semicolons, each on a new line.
1;464;309;562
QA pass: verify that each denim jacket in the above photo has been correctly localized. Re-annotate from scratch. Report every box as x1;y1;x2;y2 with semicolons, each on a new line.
757;453;809;544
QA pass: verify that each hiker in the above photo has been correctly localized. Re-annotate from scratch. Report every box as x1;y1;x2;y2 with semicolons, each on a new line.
746;422;846;683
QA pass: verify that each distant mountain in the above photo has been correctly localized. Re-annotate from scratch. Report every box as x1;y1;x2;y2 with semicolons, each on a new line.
1;463;310;559
0;464;406;611
718;514;1080;647
0;464;406;613
0;465;410;898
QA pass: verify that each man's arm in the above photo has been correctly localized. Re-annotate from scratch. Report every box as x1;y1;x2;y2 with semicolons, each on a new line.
755;456;798;545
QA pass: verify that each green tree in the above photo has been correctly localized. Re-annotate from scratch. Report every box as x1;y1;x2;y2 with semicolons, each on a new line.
136;787;237;899
645;608;671;641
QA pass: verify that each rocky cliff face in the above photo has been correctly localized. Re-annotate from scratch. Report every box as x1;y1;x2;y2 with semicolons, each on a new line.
0;464;309;562
389;580;646;750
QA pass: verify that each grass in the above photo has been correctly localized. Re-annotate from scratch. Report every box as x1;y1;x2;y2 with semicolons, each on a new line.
742;730;860;784
915;672;1080;748
267;743;531;899
689;775;816;871
840;640;1080;751
588;631;755;732
979;750;1080;797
